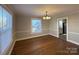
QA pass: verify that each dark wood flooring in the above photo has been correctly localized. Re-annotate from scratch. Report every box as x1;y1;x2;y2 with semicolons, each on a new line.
11;35;79;55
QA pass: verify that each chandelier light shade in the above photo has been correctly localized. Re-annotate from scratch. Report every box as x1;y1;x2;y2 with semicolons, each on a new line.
43;11;51;20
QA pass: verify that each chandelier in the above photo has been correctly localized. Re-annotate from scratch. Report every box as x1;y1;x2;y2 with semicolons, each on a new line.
43;11;51;20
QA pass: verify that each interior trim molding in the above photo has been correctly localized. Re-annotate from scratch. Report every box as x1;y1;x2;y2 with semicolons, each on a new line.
48;32;58;37
57;17;69;41
1;40;14;55
68;32;79;45
16;34;48;41
49;31;79;45
8;40;16;55
8;32;79;54
67;40;79;45
15;31;29;34
7;34;49;55
69;32;79;35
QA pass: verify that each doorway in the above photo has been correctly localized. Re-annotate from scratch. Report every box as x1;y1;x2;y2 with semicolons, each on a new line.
57;17;68;40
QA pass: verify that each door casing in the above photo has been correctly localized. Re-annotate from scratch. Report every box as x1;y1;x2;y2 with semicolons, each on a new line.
57;17;68;40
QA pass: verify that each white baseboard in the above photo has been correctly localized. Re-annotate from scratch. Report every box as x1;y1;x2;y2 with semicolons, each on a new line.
0;39;15;55
49;32;79;45
7;34;48;55
68;32;79;45
8;40;16;55
48;33;58;37
67;40;79;45
8;32;79;55
16;34;48;41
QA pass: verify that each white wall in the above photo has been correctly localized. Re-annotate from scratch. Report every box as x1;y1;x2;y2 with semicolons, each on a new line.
49;13;79;45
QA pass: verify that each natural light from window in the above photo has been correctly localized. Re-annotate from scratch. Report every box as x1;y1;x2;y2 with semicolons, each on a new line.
32;18;42;33
0;6;12;54
0;17;2;28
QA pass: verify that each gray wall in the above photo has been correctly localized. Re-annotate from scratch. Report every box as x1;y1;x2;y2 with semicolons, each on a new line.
15;15;50;40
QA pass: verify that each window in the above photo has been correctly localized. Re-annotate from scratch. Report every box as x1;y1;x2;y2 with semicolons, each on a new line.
0;6;12;54
32;18;42;33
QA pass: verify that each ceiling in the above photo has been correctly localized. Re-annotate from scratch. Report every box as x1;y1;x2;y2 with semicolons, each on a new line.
11;4;79;17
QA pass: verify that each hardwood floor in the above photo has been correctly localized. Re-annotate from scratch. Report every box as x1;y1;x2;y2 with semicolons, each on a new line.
11;35;79;55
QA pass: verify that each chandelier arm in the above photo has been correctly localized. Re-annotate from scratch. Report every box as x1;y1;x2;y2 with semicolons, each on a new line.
46;11;48;16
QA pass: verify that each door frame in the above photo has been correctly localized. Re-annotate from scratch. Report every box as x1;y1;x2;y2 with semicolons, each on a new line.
57;17;68;40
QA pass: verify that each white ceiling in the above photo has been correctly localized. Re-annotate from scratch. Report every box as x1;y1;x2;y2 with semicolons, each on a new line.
11;4;79;17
